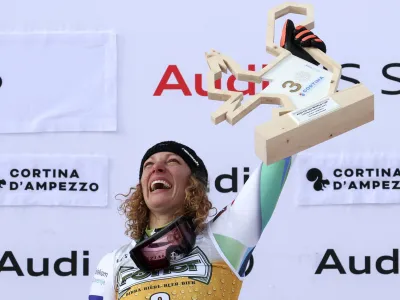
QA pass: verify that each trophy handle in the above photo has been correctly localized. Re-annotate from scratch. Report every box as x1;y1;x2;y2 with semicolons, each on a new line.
266;2;341;94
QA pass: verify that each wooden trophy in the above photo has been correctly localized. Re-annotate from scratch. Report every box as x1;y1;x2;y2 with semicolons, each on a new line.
205;2;374;165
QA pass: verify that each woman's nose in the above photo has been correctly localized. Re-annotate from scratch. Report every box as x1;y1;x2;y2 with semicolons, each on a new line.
151;161;166;173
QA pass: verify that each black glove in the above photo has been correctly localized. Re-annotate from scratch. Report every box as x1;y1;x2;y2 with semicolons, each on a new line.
280;19;326;66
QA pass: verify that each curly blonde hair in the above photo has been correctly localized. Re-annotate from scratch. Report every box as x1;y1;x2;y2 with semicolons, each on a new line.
118;175;214;241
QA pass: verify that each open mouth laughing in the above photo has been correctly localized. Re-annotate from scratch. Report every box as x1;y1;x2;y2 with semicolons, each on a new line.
150;179;172;192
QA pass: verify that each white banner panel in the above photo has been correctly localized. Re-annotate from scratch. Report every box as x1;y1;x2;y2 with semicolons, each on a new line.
0;31;117;133
0;154;108;206
292;152;400;205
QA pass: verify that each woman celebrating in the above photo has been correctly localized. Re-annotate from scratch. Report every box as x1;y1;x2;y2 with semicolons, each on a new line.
89;141;291;300
89;21;326;300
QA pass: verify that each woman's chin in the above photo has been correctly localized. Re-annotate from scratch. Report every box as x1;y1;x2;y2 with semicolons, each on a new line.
147;191;173;208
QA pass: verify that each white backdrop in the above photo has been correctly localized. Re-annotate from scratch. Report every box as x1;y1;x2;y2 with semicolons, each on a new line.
0;0;398;299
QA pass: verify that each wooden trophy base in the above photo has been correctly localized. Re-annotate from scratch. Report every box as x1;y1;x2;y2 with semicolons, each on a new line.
255;83;374;165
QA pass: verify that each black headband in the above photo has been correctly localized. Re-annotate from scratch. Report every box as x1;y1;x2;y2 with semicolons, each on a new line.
139;141;208;186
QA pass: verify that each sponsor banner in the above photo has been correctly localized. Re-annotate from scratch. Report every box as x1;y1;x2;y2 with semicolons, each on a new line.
0;154;108;206
292;152;400;205
314;248;400;276
0;0;398;300
0;31;117;133
0;250;90;277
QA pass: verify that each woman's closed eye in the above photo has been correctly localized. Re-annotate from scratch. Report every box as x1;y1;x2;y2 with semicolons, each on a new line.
144;161;153;168
167;158;180;164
